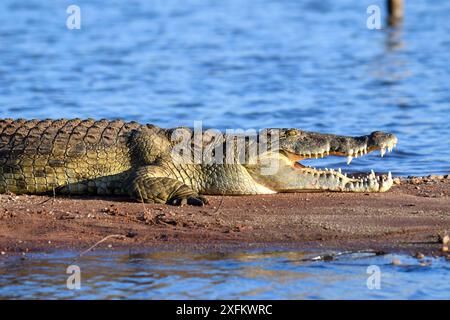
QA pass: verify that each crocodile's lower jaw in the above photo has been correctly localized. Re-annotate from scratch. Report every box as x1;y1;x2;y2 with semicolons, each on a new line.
294;167;394;193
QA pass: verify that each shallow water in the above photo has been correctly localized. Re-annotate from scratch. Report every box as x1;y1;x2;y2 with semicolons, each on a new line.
0;0;449;175
0;250;449;299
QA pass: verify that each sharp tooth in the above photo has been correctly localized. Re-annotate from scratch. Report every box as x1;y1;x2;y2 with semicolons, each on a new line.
346;156;353;165
338;168;342;174
380;148;386;157
315;154;318;159
388;171;392;180
370;169;375;179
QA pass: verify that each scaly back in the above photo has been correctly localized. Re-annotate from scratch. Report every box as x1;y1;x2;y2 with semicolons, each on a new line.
0;119;143;194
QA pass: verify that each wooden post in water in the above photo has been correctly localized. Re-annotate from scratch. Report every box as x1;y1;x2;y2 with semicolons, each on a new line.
387;0;403;26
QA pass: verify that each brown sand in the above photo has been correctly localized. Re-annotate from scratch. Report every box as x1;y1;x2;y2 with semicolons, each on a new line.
0;176;449;257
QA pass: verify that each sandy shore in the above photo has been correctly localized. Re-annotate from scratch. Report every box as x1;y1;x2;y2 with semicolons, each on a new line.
0;176;449;257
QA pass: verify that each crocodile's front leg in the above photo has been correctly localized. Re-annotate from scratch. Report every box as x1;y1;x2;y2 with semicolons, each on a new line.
127;165;208;206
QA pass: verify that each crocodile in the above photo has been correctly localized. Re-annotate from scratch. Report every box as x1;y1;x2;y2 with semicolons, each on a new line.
0;119;397;205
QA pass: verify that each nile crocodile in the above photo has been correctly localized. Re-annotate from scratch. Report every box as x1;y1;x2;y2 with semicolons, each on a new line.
0;119;397;205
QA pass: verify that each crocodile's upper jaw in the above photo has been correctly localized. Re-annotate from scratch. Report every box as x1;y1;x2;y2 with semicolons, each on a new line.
249;130;398;193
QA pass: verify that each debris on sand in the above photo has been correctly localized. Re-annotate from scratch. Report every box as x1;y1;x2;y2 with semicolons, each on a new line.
101;205;127;217
137;211;178;226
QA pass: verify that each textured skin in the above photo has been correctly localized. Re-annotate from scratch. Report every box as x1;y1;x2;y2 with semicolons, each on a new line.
0;119;398;205
0;119;139;195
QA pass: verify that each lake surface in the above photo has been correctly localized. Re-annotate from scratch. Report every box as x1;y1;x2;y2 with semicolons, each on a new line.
0;0;449;300
0;250;449;299
0;0;448;176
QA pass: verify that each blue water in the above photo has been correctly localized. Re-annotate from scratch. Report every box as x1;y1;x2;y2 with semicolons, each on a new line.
0;0;449;175
0;0;449;299
0;250;449;299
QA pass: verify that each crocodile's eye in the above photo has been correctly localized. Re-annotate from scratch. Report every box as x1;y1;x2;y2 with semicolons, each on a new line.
287;129;299;136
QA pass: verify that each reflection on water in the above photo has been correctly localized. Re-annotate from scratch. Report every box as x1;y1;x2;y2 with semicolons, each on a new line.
0;0;448;175
0;250;449;299
385;27;404;52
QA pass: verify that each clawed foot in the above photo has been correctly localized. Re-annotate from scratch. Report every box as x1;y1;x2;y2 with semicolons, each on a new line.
168;195;209;206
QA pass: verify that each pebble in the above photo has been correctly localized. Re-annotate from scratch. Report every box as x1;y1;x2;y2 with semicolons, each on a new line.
442;234;449;252
427;175;444;180
443;234;449;245
413;252;425;259
126;231;138;238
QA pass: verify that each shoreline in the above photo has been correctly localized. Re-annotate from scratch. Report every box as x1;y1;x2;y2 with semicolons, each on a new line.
0;176;449;258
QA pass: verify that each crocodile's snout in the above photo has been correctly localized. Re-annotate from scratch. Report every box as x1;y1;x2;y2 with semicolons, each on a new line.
368;131;398;157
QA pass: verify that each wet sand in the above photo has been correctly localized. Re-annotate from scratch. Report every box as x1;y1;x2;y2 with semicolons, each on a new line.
0;176;449;257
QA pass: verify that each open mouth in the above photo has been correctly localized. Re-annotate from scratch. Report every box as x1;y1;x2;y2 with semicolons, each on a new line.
287;132;398;192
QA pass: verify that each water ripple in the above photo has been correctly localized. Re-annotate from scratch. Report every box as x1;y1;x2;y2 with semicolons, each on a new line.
1;250;449;299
